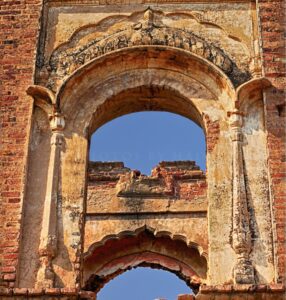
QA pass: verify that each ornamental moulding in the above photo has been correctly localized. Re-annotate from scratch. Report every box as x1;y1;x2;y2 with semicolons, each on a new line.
43;7;252;91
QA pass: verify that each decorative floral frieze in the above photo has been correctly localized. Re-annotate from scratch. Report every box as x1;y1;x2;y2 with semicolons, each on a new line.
45;8;251;91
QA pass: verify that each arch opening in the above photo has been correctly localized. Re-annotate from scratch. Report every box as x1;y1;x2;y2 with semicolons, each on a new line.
87;84;207;137
57;46;221;290
56;46;235;136
82;60;210;296
89;111;206;175
96;267;193;300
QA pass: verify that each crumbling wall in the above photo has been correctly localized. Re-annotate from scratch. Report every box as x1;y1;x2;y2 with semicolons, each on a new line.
84;161;208;290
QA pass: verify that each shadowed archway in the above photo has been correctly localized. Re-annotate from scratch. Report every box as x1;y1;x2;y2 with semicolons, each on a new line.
83;227;207;294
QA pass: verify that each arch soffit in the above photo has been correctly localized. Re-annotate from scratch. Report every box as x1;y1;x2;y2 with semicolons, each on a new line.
57;46;236;107
55;46;236;135
86;81;209;135
84;225;207;260
84;252;202;293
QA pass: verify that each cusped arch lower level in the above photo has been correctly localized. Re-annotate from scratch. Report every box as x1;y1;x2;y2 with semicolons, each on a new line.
83;227;207;294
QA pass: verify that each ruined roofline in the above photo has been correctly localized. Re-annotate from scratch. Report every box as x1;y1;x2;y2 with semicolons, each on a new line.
89;160;203;172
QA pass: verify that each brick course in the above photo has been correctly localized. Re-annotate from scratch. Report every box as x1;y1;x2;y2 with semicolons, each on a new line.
258;0;286;283
0;0;42;287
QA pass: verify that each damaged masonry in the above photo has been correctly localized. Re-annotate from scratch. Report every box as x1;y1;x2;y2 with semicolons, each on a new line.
0;1;285;300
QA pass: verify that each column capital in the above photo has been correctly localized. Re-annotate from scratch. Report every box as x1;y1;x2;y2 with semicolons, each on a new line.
228;110;245;126
49;111;65;132
228;111;244;142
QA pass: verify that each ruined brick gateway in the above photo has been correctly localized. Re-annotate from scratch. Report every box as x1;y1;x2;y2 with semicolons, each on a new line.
0;0;285;299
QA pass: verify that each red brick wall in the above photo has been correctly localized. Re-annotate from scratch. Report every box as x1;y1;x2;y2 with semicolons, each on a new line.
88;161;207;202
0;0;42;287
258;0;286;283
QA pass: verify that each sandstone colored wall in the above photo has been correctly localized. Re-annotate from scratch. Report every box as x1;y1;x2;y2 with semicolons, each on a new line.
84;161;208;290
0;0;285;298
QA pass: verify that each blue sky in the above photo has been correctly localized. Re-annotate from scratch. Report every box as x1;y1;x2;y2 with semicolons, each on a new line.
90;111;206;174
97;268;192;300
90;112;205;299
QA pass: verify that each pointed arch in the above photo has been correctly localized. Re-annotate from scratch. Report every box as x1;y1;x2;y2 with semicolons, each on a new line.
54;46;237;137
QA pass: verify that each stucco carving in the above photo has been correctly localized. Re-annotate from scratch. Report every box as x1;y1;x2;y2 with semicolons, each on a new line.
83;227;206;294
44;8;251;90
229;110;254;284
36;120;65;288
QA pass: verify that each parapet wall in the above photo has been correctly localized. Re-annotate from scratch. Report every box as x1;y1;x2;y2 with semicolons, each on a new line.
86;160;207;213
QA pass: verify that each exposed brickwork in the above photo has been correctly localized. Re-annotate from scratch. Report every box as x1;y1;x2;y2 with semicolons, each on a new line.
0;287;80;299
196;284;286;299
87;161;207;207
258;0;286;283
204;115;220;153
0;0;42;287
0;285;284;299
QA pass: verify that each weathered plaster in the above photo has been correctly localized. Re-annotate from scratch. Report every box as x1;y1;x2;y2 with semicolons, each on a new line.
12;1;281;298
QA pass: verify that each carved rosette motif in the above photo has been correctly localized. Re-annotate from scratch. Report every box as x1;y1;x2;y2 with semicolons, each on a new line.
44;8;251;91
229;111;255;284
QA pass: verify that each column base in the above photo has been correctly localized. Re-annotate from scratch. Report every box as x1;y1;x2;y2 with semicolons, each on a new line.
233;258;255;284
35;257;55;289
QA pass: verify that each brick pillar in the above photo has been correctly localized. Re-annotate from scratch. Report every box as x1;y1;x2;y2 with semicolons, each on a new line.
258;0;286;283
0;0;42;287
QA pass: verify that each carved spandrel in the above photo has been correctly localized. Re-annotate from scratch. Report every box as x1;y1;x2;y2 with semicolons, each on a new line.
44;8;251;91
